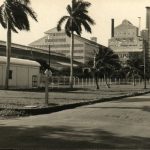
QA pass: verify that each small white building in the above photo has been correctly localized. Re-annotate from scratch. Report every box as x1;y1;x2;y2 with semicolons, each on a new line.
0;56;40;89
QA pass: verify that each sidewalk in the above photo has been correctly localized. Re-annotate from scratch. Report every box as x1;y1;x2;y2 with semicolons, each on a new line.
0;84;150;117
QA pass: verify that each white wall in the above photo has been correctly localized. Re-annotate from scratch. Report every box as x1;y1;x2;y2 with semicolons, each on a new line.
0;66;3;87
0;64;40;89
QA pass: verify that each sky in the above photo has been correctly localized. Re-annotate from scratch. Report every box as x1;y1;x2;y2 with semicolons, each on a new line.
0;0;150;46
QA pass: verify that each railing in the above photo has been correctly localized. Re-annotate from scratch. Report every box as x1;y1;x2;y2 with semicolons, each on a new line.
39;75;150;88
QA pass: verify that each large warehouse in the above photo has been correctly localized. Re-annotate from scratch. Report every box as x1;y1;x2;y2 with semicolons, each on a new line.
29;27;105;64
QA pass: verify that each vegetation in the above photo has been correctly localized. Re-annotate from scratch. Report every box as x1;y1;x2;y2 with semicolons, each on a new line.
125;57;143;86
88;47;120;89
0;0;37;89
57;0;95;88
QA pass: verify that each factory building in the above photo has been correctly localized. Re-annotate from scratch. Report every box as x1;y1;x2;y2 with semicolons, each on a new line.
29;27;104;64
108;19;143;63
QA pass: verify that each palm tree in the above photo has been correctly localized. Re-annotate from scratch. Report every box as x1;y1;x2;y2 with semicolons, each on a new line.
0;0;37;89
93;47;120;89
125;57;143;86
57;0;95;88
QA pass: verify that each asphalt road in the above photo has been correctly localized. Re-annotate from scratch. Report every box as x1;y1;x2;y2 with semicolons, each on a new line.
0;93;150;149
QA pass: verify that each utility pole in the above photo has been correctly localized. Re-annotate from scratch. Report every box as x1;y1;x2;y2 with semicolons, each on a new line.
143;39;147;89
49;45;50;68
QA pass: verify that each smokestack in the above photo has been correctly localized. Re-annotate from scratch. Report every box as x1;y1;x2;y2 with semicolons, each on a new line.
90;37;97;43
145;7;150;66
111;18;114;38
146;7;150;29
138;17;141;36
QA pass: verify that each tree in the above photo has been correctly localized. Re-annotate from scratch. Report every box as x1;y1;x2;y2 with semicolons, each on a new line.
88;47;120;89
57;0;95;88
125;57;143;86
0;0;37;89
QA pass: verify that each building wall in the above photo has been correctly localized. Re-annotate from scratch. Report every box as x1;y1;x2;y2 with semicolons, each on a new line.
84;43;99;64
108;19;143;61
0;64;40;89
29;27;100;64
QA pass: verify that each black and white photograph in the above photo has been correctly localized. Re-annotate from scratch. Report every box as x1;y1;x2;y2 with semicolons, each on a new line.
0;0;150;149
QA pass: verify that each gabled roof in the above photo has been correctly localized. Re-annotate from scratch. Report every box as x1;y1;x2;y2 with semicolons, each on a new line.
44;27;64;34
115;19;138;30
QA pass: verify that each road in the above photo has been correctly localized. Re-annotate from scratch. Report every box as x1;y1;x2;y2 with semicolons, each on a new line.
0;94;150;149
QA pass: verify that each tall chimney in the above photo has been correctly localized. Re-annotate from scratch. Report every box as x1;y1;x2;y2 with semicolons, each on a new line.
90;37;97;43
146;7;150;30
146;7;150;66
111;18;114;38
138;17;141;36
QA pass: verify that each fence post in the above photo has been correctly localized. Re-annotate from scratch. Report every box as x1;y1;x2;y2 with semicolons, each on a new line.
88;78;90;86
82;78;84;88
78;77;80;87
57;77;59;88
115;78;116;85
51;77;53;89
93;78;94;86
74;77;75;87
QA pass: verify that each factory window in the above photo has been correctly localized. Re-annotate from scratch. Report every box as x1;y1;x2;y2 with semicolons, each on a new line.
9;70;12;79
50;44;83;48
48;33;66;36
75;50;84;53
75;44;84;47
74;56;83;59
59;50;69;53
45;38;66;42
32;75;38;87
51;44;70;48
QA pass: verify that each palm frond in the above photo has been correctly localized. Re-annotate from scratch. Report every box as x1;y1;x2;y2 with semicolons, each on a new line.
57;0;95;37
0;5;7;28
80;20;91;33
80;13;95;25
21;5;37;22
65;19;72;37
57;16;69;31
66;5;72;16
0;0;37;32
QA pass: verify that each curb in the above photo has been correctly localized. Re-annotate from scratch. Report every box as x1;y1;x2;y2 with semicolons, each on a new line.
1;89;150;116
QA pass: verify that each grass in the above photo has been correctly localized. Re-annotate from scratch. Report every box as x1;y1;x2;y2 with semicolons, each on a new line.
0;84;149;117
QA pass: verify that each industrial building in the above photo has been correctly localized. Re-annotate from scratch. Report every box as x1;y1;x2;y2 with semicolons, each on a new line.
108;19;143;63
29;27;104;64
0;56;40;89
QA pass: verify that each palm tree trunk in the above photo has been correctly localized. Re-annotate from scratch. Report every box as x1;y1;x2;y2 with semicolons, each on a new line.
104;74;110;88
133;75;136;86
70;30;74;89
5;22;11;90
94;71;99;89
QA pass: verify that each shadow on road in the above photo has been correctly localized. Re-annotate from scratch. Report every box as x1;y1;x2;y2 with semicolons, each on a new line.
85;106;150;113
0;125;150;149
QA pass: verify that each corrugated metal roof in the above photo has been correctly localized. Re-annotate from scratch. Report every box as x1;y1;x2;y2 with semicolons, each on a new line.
0;56;40;67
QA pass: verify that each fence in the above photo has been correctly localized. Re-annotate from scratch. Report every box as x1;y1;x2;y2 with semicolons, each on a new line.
39;75;150;88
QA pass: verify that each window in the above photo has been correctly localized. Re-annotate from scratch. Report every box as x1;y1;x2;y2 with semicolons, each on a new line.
45;38;66;42
32;75;38;87
9;70;12;79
